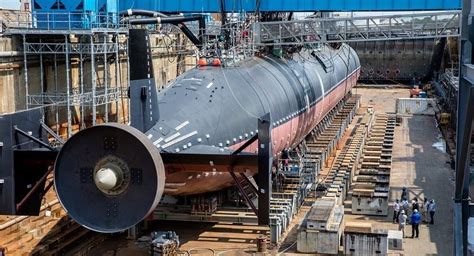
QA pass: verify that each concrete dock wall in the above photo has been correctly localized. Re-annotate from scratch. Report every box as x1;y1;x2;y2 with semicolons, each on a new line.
0;33;196;136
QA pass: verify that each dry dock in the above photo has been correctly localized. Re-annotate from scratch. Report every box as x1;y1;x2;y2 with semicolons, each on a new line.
344;87;454;255
82;87;455;255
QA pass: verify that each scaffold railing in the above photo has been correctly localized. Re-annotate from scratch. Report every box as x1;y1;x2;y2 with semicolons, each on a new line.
253;11;460;45
2;11;127;34
27;87;127;107
22;41;124;54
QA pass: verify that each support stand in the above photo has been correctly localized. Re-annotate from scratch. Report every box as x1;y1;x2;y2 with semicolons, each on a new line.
229;113;272;226
257;113;272;226
0;108;57;215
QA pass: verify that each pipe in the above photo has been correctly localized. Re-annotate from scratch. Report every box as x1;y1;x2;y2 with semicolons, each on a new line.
128;15;204;25
120;9;168;18
128;15;205;49
121;10;205;48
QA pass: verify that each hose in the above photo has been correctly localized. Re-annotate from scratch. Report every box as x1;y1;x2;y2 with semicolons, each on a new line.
119;9;168;18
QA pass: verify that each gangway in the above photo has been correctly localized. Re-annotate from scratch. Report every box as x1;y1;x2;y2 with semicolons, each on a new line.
253;11;460;46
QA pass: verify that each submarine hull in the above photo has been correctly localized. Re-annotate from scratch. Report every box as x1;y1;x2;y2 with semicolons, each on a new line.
53;29;360;232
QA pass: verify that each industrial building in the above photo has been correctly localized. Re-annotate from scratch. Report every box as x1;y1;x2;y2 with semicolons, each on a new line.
0;0;472;255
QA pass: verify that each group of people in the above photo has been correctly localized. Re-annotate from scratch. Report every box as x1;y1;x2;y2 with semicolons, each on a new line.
392;188;437;239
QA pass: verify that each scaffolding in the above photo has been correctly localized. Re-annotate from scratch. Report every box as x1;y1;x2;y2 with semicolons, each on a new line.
253;11;460;45
4;12;129;138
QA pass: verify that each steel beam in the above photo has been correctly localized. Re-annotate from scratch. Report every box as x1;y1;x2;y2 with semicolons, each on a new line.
65;35;72;138
228;169;258;216
91;34;97;126
22;34;28;110
104;34;109;123
232;133;258;155
253;11;460;46
454;0;474;254
257;113;272;226
118;0;461;12
16;166;53;212
14;126;53;151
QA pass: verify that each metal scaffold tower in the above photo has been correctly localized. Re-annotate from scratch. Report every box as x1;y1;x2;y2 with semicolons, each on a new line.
3;12;129;138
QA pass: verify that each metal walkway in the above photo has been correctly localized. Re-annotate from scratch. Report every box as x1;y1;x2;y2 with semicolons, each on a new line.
253;11;460;46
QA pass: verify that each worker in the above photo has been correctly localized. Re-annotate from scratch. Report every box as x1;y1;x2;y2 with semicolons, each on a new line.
402;198;410;214
398;210;408;238
428;199;437;224
422;198;429;223
393;199;400;223
411;209;421;238
401;187;408;201
283;158;289;172
412;198;420;212
282;149;290;172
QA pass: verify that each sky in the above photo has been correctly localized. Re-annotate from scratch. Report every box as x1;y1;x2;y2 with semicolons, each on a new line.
0;0;20;9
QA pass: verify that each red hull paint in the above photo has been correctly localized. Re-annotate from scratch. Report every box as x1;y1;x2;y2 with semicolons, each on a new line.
164;68;360;195
230;67;360;155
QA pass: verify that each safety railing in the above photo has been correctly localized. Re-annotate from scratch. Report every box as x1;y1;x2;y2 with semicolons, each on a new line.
27;86;126;106
3;11;127;33
253;11;461;45
23;41;123;54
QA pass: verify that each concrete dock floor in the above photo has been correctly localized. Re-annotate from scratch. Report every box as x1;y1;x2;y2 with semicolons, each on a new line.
344;87;454;255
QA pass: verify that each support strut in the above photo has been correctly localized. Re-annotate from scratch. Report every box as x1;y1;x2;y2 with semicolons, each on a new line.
228;113;272;226
257;113;272;226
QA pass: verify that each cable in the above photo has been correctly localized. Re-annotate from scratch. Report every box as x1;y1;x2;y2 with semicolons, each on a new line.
215;246;257;255
277;241;296;255
187;247;216;255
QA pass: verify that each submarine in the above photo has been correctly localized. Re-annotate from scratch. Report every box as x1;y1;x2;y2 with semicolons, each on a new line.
53;29;361;233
